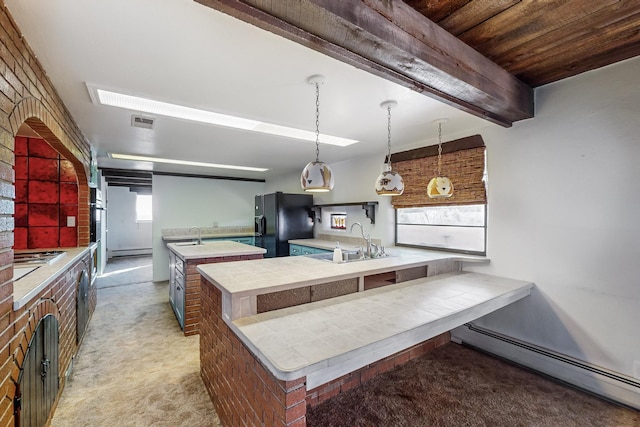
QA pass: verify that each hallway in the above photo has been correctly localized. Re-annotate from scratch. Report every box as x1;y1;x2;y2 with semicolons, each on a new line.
50;256;221;426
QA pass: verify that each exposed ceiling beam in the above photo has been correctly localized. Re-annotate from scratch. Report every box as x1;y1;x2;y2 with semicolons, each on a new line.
195;0;534;127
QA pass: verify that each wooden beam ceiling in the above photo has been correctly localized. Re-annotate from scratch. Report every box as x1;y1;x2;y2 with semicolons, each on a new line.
195;0;534;127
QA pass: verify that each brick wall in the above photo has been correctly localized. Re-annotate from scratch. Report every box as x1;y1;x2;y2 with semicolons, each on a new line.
0;5;93;426
183;254;262;336
3;251;96;425
200;275;451;426
200;277;307;426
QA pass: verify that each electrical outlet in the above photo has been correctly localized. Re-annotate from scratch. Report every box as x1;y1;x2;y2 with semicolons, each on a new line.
633;360;640;380
67;216;76;227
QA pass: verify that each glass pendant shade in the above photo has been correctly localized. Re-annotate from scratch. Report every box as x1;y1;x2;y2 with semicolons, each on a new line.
301;74;334;192
375;162;404;195
428;118;453;199
301;160;334;192
427;176;453;198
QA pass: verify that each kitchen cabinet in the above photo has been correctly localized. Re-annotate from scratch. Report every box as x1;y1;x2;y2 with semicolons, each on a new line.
167;241;265;335
289;244;331;256
169;251;185;329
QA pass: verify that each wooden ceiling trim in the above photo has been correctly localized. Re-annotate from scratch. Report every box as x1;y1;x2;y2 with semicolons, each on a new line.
437;0;521;37
196;0;534;127
456;0;621;61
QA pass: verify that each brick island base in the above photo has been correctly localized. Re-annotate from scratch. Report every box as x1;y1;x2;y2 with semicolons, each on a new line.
200;276;450;426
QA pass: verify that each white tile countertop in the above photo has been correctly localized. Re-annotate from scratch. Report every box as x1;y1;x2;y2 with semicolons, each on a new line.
161;226;254;241
167;241;266;260
231;271;534;387
13;246;92;310
198;246;488;300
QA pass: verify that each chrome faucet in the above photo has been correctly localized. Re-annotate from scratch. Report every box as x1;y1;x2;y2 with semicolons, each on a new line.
350;222;372;258
189;226;202;245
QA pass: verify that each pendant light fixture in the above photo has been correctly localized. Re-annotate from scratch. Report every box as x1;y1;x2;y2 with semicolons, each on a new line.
301;75;334;192
427;118;454;198
375;100;404;196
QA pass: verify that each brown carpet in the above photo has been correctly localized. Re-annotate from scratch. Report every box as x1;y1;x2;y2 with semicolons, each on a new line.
307;343;640;427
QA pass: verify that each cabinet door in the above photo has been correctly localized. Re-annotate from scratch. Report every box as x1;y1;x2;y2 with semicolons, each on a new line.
169;252;176;306
174;270;185;329
289;245;302;256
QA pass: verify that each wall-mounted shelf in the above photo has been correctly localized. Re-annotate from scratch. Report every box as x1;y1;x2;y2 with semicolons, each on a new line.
311;201;379;224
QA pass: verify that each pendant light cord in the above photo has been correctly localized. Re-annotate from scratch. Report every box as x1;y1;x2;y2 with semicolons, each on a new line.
386;105;392;164
437;121;443;175
315;82;320;162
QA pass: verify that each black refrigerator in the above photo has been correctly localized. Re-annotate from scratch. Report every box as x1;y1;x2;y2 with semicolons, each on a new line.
255;192;314;257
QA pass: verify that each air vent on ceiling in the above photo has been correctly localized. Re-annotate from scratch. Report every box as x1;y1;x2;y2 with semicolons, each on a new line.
131;115;154;129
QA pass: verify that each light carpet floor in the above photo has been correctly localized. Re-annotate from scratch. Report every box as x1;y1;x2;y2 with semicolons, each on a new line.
50;256;221;426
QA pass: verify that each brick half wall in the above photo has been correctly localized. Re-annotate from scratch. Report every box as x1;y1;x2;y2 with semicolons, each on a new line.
200;277;306;426
200;275;452;426
183;254;262;336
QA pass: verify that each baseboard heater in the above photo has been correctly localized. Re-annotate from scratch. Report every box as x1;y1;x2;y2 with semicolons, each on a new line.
452;323;640;410
110;248;152;257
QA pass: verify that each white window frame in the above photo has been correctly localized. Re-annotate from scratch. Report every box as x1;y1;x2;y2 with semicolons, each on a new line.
395;204;487;255
135;194;153;222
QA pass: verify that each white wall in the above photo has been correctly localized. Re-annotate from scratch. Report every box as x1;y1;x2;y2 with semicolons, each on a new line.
106;186;153;255
265;153;396;245
152;174;265;281
462;56;640;378
278;57;640;380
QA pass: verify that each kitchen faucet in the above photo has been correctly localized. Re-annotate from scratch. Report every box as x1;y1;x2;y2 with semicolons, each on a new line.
350;222;372;258
189;226;202;245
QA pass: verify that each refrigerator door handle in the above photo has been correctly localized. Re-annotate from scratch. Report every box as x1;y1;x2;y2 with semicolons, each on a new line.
255;215;265;236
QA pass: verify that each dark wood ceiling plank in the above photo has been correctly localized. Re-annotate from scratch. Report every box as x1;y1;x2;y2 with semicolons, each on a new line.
457;0;621;61
402;0;472;24
514;12;640;86
437;0;521;36
500;5;640;85
196;0;533;127
493;2;640;70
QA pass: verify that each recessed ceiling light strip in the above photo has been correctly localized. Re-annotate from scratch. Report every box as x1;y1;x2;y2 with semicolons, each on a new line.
88;85;358;147
109;153;268;172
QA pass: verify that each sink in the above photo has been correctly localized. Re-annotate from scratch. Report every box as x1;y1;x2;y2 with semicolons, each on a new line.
305;251;388;263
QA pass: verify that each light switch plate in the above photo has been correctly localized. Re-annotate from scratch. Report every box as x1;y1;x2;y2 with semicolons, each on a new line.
67;216;76;227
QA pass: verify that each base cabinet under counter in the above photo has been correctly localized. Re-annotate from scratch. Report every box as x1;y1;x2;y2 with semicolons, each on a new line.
169;251;185;330
167;241;266;336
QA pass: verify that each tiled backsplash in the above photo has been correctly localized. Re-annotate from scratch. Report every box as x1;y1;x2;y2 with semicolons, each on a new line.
14;137;79;249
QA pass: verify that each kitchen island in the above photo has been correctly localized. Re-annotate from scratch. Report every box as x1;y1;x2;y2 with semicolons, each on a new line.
167;240;265;335
197;249;534;426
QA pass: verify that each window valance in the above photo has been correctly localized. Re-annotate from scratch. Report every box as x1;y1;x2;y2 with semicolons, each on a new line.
390;135;486;208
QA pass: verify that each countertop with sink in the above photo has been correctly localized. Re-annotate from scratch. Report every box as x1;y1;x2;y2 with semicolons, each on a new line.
197;246;489;319
167;240;266;259
289;238;363;252
13;246;93;310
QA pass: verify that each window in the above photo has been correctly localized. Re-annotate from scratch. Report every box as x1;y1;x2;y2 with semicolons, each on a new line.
136;194;152;222
396;204;486;255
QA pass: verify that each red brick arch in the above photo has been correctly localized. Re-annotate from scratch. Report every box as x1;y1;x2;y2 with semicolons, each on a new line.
9;97;92;246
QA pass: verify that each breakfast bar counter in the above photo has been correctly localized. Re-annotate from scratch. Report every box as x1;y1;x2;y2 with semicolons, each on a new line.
197;250;534;426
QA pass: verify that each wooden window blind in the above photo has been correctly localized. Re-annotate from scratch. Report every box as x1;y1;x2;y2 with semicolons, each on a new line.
390;135;486;208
